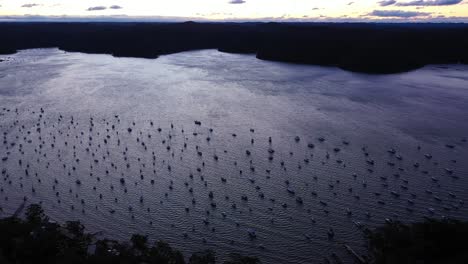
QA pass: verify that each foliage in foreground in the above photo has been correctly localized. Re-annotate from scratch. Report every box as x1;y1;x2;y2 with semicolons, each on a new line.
4;204;468;264
0;204;260;264
367;218;468;264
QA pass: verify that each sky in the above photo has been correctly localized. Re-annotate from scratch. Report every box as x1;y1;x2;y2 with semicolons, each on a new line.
0;0;467;22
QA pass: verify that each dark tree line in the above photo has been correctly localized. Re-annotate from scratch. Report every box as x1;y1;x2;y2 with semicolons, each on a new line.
0;204;259;264
1;204;468;263
367;218;468;264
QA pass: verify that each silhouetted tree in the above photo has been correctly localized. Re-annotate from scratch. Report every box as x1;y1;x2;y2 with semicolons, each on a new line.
368;219;468;264
25;203;48;226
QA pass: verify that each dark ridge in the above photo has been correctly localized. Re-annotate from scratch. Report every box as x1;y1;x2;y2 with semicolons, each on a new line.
1;22;468;74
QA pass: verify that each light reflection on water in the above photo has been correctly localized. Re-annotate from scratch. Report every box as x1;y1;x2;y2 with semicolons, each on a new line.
1;49;468;263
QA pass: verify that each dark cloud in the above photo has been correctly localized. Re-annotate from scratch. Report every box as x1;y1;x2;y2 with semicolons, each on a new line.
397;0;463;6
21;3;39;8
348;2;354;5
229;0;246;4
369;9;430;17
87;6;107;11
378;0;397;6
109;5;123;10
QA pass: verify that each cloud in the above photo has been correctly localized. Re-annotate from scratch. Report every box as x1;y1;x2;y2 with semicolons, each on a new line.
109;5;123;10
21;3;39;8
229;0;246;4
87;6;107;11
3;14;468;23
397;0;463;6
378;0;397;6
369;9;430;17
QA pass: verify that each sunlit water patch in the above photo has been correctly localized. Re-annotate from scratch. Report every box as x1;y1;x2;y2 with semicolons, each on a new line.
1;49;468;263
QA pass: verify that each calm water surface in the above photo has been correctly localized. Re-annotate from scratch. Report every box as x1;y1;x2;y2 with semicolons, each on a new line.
1;49;468;263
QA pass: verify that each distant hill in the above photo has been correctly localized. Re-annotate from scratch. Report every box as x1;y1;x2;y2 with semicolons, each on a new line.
1;22;467;74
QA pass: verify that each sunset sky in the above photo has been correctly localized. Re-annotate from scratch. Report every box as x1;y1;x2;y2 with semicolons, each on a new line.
0;0;467;21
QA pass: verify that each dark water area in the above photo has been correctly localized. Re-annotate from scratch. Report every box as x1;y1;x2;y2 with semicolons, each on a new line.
1;49;468;263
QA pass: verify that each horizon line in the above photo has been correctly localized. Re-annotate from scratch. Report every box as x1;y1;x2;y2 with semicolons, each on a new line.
1;15;467;23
